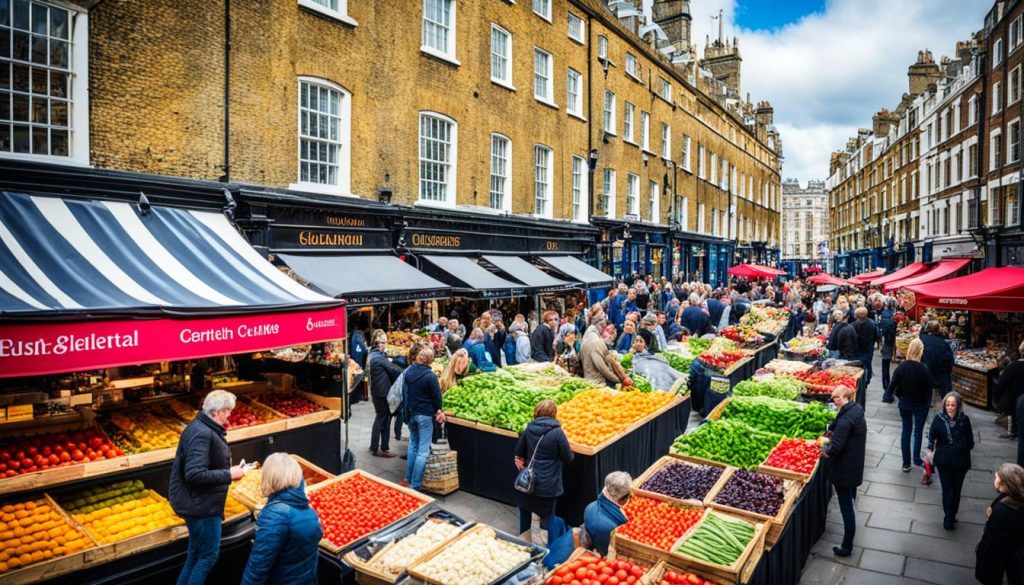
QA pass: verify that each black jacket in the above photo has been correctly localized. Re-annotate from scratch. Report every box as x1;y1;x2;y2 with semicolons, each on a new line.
514;417;573;498
825;402;867;488
169;412;232;518
995;360;1024;414
920;333;954;392
927;412;974;471
975;494;1024;585
368;349;403;400
889;360;933;406
402;363;442;419
827;322;859;360
851;319;879;354
531;325;555;362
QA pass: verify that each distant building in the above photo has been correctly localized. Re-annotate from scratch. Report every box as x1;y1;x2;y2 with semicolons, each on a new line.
781;179;829;262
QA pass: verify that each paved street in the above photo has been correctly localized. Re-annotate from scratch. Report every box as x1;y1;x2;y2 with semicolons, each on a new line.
347;356;1018;584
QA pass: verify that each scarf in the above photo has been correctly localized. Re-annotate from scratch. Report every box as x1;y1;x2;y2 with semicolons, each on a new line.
938;409;964;445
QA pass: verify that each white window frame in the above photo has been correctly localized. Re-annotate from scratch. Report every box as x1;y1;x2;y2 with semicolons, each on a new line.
697;202;706;233
698;145;706;179
710;153;718;185
1010;118;1021;163
660;123;671;160
991;128;1003;170
994;81;1002;113
659;78;672;102
290;77;352;196
626;173;640;216
598;35;608;60
421;0;459;65
640;111;650;152
417;111;458;207
1011;15;1023;52
603;168;617;218
679;195;689;230
2;0;90;165
489;133;512;212
490;24;514;90
571;155;588;222
566;68;583;118
625;52;639;79
567;12;584;43
623;102;635;143
681;135;692;171
648;180;660;223
533;47;556;106
1012;66;1022;105
532;0;551;21
298;0;357;26
994;38;1005;69
710;207;718;236
1008;190;1020;226
603;90;616;135
968;94;979;125
533;144;553;218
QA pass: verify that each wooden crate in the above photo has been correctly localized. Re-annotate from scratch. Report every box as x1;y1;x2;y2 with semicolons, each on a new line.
307;469;433;556
0;494;103;585
609;496;705;570
0;424;123;496
703;467;803;548
421;474;459;496
631;455;728;507
344;516;466;585
669;509;766;585
757;437;821;483
406;523;540;585
550;549;664;585
705;397;732;422
644;561;730;585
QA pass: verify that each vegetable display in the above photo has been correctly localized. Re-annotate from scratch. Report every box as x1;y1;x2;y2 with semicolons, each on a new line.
546;553;646;585
660;351;695;374
717;396;834;439
712;469;785;517
697;349;746;373
443;371;588;432
675;512;756;567
761;359;814;376
719;326;765;348
658;571;721;585
558;389;674;446
687;337;712;355
671;420;782;469
308;474;427;548
631;374;654;393
616;495;704;551
413;527;532;585
368;519;462;577
763;438;820;476
795;370;859;395
620;352;633;371
782;335;827;358
731;379;802;401
639;461;723;502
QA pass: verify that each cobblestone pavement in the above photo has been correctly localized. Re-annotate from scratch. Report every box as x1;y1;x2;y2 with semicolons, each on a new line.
345;355;1018;584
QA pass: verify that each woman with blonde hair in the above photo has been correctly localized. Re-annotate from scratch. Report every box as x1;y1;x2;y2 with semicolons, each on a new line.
440;349;471;391
889;338;933;472
240;453;322;584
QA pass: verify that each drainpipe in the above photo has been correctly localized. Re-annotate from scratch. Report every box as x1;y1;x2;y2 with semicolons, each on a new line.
221;0;231;183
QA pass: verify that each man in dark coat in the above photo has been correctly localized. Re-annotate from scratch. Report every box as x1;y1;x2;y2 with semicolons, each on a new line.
851;307;880;385
680;294;710;336
823;386;867;557
531;310;558;362
920;320;954;400
706;297;727;331
368;340;403;457
169;390;247;585
827;310;859;360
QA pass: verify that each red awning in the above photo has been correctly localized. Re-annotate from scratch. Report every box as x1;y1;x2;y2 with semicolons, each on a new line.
807;274;850;286
848;269;885;285
882;258;971;292
728;264;773;278
804;265;823;274
749;264;785;276
869;262;929;287
907;266;1024;312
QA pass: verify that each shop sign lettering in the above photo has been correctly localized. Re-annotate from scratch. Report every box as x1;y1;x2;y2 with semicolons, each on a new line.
545;241;559;251
0;331;139;357
938;298;968;305
411;233;462;248
298;231;365;247
324;216;366;227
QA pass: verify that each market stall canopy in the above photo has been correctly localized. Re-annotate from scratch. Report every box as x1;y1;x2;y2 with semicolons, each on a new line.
806;273;850;286
536;255;613;288
750;264;787;276
0;191;346;378
421;255;527;299
906;266;1024;312
480;255;573;292
868;262;928;287
804;265;823;274
275;254;450;305
882;258;971;292
727;264;773;278
848;269;885;285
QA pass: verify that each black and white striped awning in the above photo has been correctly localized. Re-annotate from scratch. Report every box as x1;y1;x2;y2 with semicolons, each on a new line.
0;191;338;319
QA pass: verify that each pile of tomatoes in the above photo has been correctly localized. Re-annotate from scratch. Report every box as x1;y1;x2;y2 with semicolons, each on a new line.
763;438;820;475
546;553;646;585
0;428;122;477
615;495;704;551
658;570;721;585
308;474;426;548
795;371;858;395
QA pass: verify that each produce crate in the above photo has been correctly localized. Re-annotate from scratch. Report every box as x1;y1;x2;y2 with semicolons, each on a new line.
552;549;664;585
406;523;546;585
0;494;102;585
762;359;815;374
643;561;730;585
608;498;704;568
632;455;728;507
248;389;340;430
343;511;468;585
570;393;688;456
0;424;125;496
307;470;434;556
669;509;766;585
757;437;821;483
703;467;803;548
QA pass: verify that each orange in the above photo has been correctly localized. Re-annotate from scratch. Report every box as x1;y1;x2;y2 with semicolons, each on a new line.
0;562;8;572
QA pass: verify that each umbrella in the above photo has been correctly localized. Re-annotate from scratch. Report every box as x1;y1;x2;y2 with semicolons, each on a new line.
727;264;773;278
807;273;850;286
804;265;823;274
750;264;787;276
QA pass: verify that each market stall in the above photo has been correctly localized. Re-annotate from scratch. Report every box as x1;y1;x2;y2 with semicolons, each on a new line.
846;268;885;285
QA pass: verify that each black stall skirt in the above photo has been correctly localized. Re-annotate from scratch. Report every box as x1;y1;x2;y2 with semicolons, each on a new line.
447;398;691;525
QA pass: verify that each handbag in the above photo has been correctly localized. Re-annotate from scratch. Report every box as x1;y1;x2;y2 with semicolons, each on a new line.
514;429;553;494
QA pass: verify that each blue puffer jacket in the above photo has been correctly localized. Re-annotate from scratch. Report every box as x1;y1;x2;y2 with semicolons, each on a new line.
241;484;323;585
583;492;628;556
464;339;496;372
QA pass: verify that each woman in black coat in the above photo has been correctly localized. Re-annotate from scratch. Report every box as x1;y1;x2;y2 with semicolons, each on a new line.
891;338;932;471
976;463;1024;585
823;385;867;558
514;399;573;542
927;391;975;530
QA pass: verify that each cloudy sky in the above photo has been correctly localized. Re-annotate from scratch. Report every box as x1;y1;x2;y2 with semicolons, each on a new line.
644;0;993;183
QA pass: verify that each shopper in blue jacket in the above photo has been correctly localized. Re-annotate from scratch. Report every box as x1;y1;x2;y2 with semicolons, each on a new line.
241;453;323;585
464;328;496;373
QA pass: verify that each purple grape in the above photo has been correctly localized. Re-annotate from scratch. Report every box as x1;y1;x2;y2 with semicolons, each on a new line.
639;462;723;501
713;469;785;517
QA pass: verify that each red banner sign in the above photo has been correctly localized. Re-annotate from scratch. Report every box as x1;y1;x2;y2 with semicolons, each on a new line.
0;306;347;378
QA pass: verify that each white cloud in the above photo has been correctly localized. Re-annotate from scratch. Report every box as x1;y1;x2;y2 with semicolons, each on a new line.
649;0;992;181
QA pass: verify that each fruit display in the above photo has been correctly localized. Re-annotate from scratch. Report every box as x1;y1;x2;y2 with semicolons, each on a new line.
224;494;249;518
443;371;590;432
660;351;695;374
412;526;532;585
308;474;427;549
761;359;814;376
100;407;182;454
557;389;674;446
229;467;264;507
252;392;326;417
716;396;834;439
0;497;92;573
224;400;279;430
59;479;183;544
712;469;785;517
616;495;704;551
782;335;828;359
675;512;756;568
794;370;858;395
740;306;789;334
547;553;647;585
763;438;820;476
658;570;722;585
638;461;724;502
671;420;782;469
731;378;802;401
697;348;746;373
0;427;123;478
955;348;1001;371
367;519;462;577
719;326;765;348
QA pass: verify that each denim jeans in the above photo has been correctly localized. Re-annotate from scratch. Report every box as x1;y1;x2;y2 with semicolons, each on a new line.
176;515;222;585
518;496;557;535
936;464;968;526
898;401;929;467
404;414;434;488
881;359;892;399
834;485;857;551
370;397;391;452
857;351;874;386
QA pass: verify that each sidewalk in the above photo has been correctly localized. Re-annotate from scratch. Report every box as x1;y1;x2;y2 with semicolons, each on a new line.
345;356;1018;584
